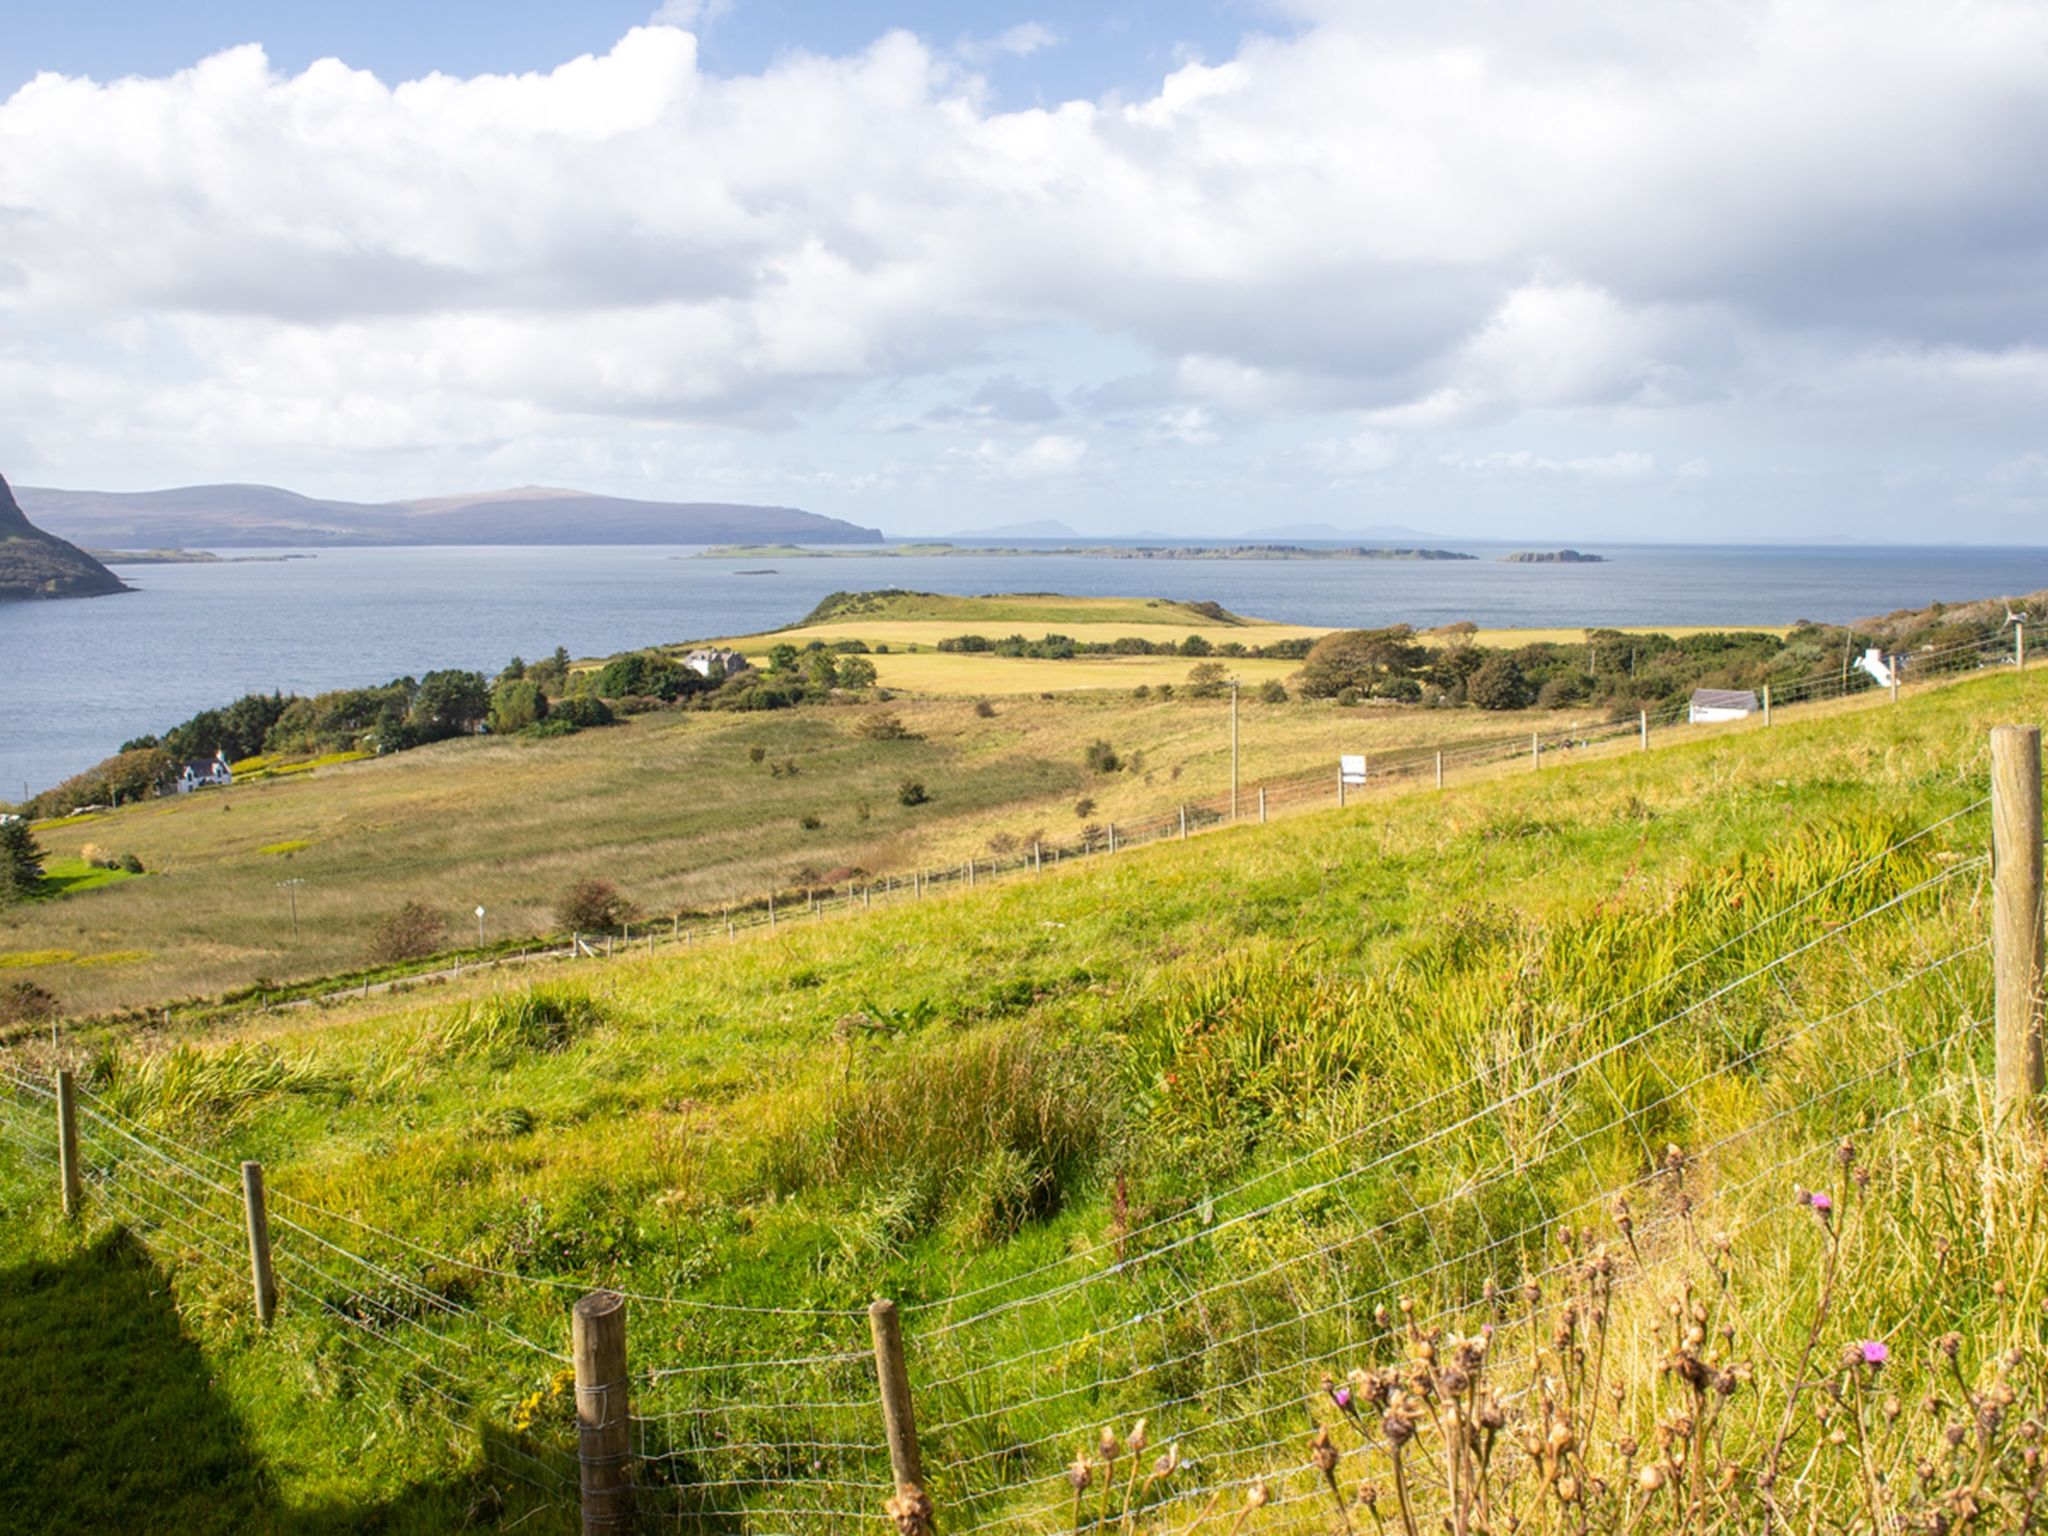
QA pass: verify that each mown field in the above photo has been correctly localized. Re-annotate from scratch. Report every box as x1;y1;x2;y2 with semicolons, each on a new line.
4;593;1715;1016
0;663;2040;1533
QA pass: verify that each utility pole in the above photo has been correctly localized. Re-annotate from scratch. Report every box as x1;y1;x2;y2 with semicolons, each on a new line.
475;905;487;946
276;878;304;943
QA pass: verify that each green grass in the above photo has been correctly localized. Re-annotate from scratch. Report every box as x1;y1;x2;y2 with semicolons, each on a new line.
36;855;142;896
0;688;1565;1016
0;666;2041;1531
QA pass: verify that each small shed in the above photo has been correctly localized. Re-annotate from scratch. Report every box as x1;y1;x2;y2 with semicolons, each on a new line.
1688;688;1760;725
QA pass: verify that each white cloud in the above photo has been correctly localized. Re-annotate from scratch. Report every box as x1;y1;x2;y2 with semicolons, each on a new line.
1153;406;1218;446
974;433;1089;478
959;23;1059;63
1455;450;1660;482
0;3;2044;527
1312;426;1400;474
648;0;732;31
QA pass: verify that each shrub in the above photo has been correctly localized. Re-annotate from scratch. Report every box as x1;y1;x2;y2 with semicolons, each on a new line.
1131;685;1151;699
1258;679;1288;703
0;980;59;1026
1084;739;1122;774
1155;683;1174;700
799;813;824;831
857;712;916;741
370;901;446;964
973;698;997;718
549;695;616;730
118;852;145;874
555;879;630;932
749;744;768;764
986;832;1018;855
898;779;929;807
1336;686;1362;706
1186;661;1228;698
1074;797;1097;819
835;656;878;689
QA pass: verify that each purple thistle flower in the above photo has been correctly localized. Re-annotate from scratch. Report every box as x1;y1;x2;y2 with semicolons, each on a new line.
1860;1341;1888;1365
1332;1386;1352;1409
1808;1191;1833;1213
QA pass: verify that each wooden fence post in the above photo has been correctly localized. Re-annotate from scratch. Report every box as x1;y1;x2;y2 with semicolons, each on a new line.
1108;823;1117;853
2020;623;2028;671
1034;841;1042;872
1337;772;1346;808
242;1160;277;1327
1640;710;1648;752
573;1290;634;1534
1993;724;2045;1116
1890;660;1900;705
1532;732;1540;768
56;1069;80;1218
870;1299;928;1527
1180;806;1188;840
1258;785;1266;823
769;893;776;929
1435;751;1443;790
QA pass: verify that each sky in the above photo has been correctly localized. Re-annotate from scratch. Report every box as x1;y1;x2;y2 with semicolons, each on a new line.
1;0;2045;541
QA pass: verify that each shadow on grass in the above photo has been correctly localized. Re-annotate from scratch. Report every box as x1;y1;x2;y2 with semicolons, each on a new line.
0;1229;570;1534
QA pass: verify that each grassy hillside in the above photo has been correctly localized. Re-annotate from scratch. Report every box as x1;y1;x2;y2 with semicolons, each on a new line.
0;664;2040;1532
0;677;1629;1017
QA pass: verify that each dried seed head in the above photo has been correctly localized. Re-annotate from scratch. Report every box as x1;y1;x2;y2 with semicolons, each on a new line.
1067;1452;1094;1492
1311;1428;1339;1475
1638;1465;1666;1493
1153;1445;1180;1481
1100;1426;1121;1462
1245;1482;1270;1510
1126;1418;1148;1455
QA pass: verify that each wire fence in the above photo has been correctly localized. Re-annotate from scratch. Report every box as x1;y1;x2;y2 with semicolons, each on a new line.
312;618;2036;1008
0;697;2031;1532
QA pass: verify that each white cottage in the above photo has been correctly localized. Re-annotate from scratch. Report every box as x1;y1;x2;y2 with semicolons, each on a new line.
173;750;235;794
682;647;752;680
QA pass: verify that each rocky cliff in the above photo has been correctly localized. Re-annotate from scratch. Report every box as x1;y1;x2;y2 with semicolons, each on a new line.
0;472;129;600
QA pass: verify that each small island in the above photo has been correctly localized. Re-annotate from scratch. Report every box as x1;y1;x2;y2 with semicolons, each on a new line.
1501;549;1608;564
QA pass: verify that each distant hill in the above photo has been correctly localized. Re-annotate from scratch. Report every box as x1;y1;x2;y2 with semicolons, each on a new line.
0;472;128;601
14;482;884;548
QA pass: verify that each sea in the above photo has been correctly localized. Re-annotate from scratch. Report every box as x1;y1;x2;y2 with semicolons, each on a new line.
5;540;2046;798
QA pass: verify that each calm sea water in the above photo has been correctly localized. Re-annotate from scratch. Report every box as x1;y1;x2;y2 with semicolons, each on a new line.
5;541;2045;797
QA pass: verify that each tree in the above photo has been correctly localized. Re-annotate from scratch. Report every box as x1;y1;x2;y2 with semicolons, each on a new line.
1186;661;1228;698
767;643;800;673
1084;739;1121;774
1258;679;1288;703
490;678;550;734
412;670;491;740
1468;655;1535;711
1180;634;1214;657
0;819;44;901
1296;627;1428;698
836;655;878;689
556;879;630;932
